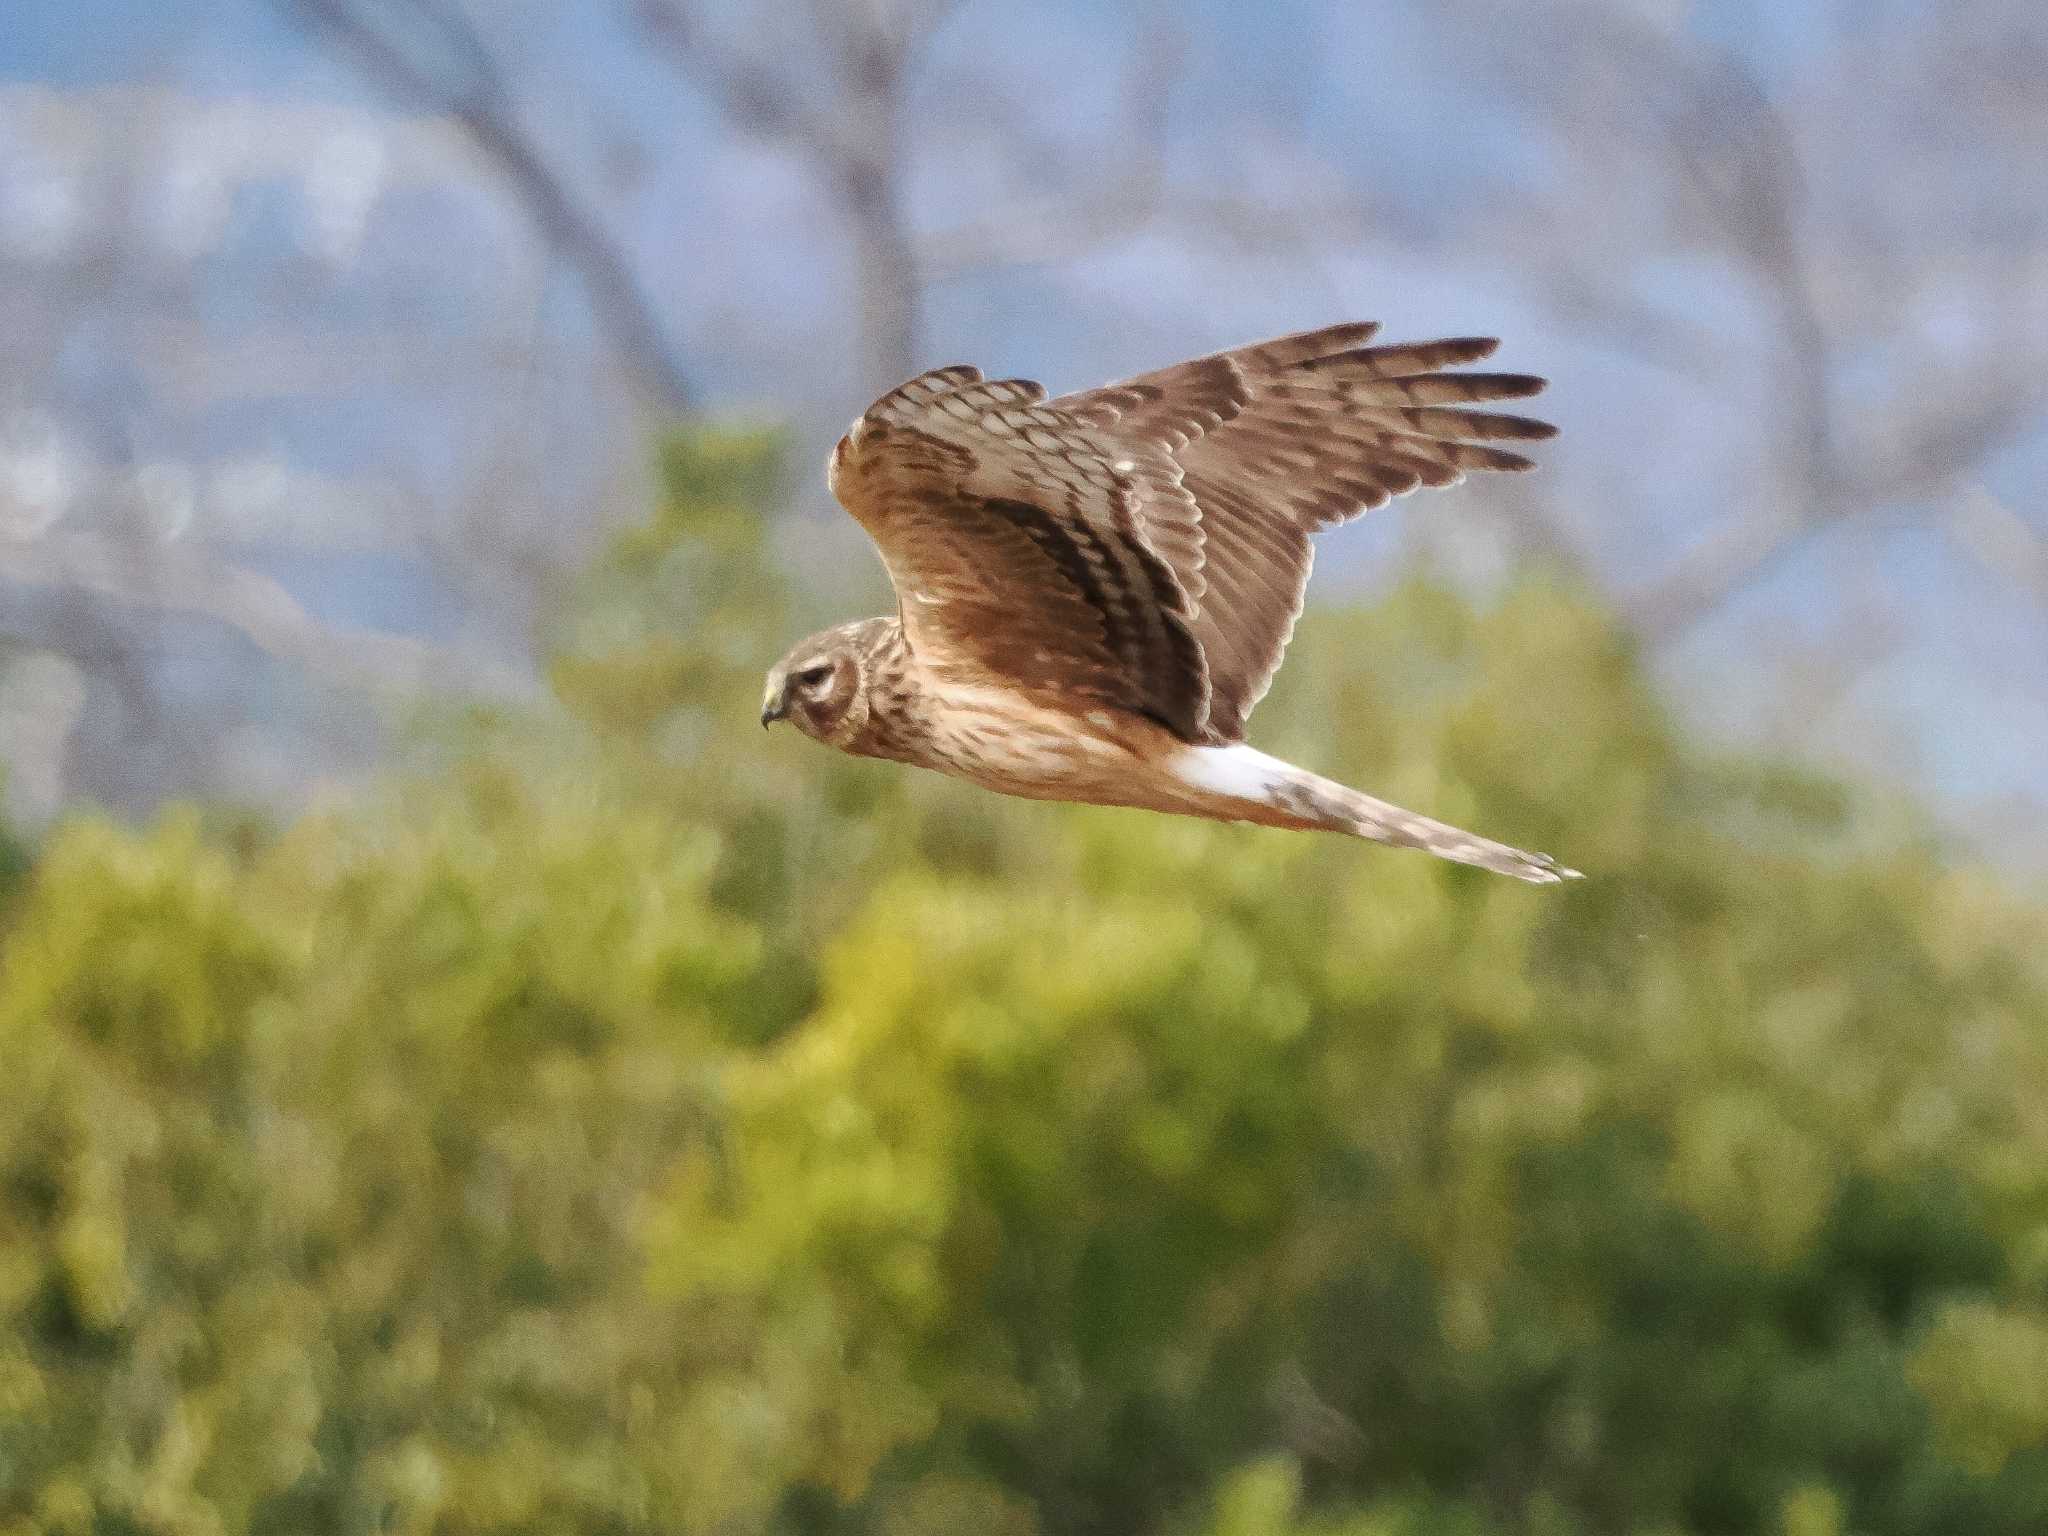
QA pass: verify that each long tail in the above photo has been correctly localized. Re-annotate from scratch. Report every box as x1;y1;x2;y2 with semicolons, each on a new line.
1168;743;1581;885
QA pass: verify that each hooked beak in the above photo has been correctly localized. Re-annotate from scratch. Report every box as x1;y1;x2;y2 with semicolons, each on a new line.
761;689;789;728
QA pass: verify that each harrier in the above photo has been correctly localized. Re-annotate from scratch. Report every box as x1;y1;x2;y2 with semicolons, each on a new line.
763;322;1580;883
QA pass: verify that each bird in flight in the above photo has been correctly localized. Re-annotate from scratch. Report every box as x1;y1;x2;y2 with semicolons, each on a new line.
762;321;1580;883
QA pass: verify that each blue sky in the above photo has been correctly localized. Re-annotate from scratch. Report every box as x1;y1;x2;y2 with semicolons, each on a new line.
3;0;2044;863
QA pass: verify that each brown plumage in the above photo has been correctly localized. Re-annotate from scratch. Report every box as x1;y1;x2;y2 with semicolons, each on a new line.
762;321;1581;883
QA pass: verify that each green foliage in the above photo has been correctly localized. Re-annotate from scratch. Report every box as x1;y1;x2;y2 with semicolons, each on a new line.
3;427;2047;1535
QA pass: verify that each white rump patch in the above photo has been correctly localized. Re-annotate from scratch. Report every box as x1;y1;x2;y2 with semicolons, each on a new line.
1167;743;1293;803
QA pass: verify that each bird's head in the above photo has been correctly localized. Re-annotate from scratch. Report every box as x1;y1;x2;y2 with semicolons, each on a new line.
761;626;869;745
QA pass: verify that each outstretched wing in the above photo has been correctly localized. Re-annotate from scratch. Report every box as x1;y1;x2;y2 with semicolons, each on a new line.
1057;323;1556;740
828;366;1212;739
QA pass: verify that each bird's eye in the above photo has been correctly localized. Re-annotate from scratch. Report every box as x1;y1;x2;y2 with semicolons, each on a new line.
794;664;833;689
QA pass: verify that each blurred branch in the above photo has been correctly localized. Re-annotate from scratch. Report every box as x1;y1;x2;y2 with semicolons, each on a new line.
639;0;1196;388
1758;585;1908;756
1464;1;2048;647
638;0;943;388
916;18;1182;279
1623;502;1817;644
290;0;698;410
1526;270;1718;378
636;0;850;161
5;586;207;800
1850;382;2048;506
1945;484;2048;606
0;531;529;698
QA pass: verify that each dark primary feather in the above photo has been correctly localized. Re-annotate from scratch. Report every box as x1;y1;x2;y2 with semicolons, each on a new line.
1056;322;1555;739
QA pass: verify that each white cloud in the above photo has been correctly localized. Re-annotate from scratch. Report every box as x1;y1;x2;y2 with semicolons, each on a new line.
0;409;78;538
300;125;389;266
0;158;84;262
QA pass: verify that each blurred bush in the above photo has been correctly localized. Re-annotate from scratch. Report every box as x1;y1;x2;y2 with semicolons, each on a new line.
2;430;2046;1536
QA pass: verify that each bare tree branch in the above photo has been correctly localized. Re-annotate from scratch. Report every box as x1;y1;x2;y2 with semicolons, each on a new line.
1850;383;2048;506
1445;0;2048;647
635;0;851;161
1623;502;1821;645
291;0;697;409
637;0;943;389
1945;485;2048;606
636;0;1202;390
0;531;530;698
916;16;1182;279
